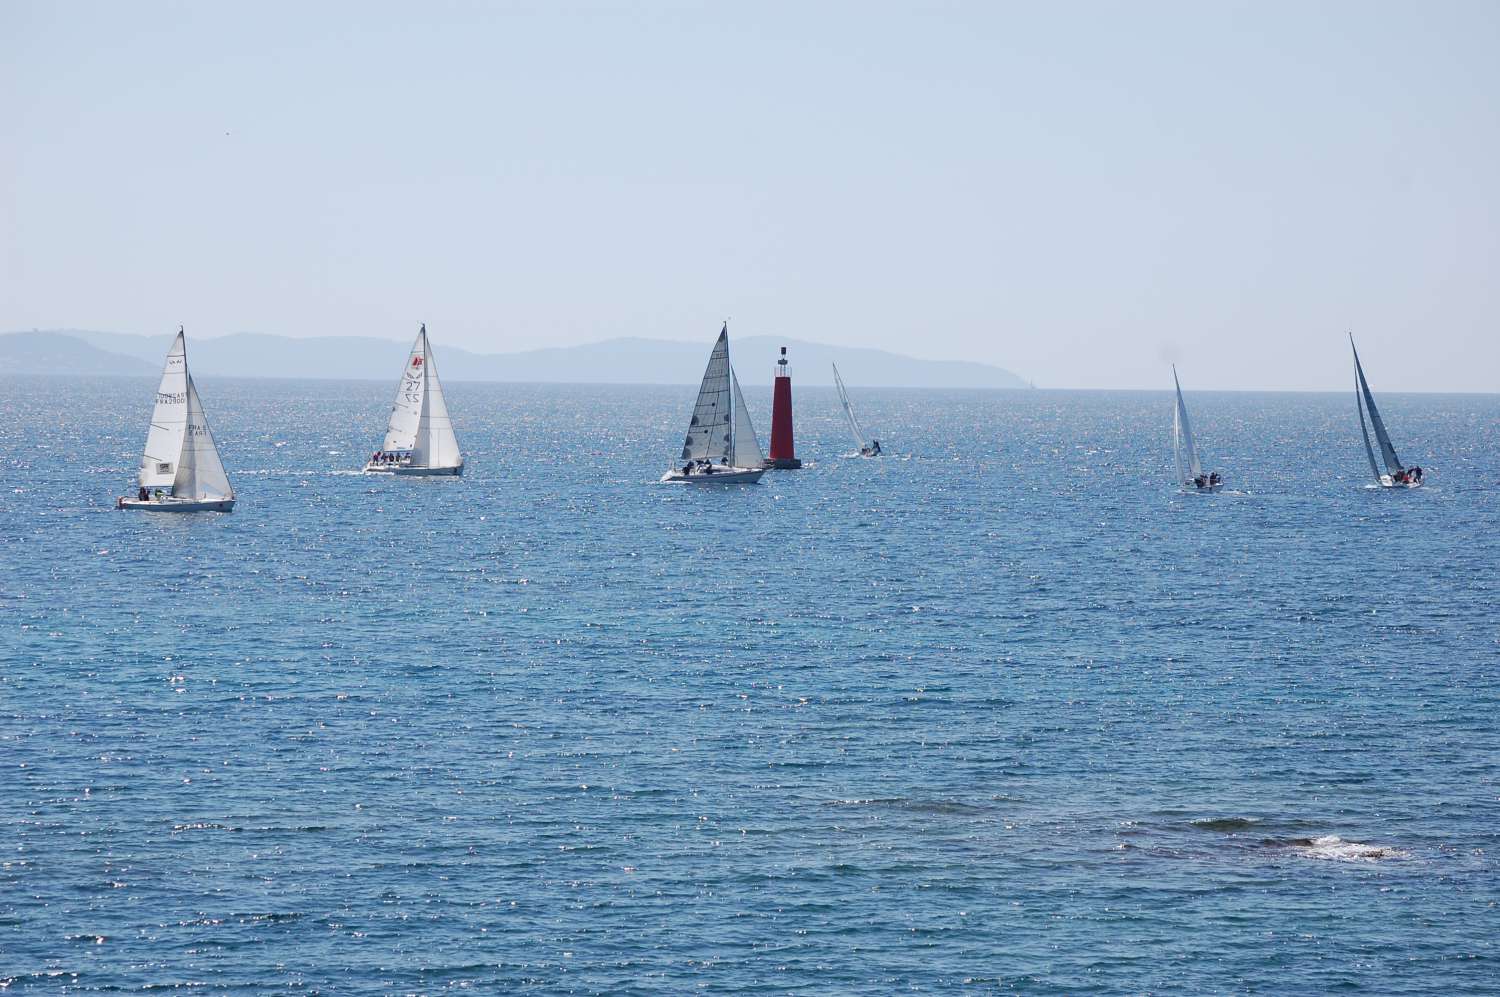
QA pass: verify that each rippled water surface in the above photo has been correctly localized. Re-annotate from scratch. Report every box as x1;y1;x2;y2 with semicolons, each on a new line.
2;377;1498;994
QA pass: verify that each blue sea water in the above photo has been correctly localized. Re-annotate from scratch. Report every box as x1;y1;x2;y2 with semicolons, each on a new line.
2;376;1497;994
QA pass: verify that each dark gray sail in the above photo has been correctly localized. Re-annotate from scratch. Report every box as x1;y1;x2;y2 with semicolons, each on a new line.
1351;336;1403;477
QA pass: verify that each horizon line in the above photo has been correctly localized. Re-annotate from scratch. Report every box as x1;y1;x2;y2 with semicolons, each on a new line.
12;370;1498;397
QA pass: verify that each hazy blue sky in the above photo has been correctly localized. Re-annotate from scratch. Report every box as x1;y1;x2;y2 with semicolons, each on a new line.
3;1;1496;390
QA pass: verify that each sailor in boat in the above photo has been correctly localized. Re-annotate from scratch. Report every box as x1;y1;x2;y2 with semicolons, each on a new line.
864;439;883;456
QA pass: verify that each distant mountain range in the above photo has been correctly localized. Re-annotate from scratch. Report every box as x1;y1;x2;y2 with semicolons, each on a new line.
3;328;1029;389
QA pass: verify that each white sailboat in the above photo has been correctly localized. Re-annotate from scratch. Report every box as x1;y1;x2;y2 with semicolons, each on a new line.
118;328;235;512
364;324;463;476
1352;335;1423;488
1172;366;1221;493
832;363;881;456
661;324;765;484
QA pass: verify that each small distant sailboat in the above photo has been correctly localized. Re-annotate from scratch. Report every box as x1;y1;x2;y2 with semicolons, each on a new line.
661;324;765;483
118;328;235;512
1172;366;1221;493
364;324;463;476
832;363;881;457
1352;335;1423;488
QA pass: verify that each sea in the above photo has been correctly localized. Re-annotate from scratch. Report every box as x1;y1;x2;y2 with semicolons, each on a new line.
2;376;1497;994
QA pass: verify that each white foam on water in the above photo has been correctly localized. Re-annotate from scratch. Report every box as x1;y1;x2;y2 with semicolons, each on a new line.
1297;835;1408;863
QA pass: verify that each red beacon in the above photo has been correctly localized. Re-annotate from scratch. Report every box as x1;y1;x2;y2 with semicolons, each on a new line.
764;345;802;469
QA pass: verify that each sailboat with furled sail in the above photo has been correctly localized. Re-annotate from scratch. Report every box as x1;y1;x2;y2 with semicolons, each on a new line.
364;324;463;476
832;363;881;457
1352;335;1423;488
118;327;235;512
1172;366;1221;493
662;323;765;483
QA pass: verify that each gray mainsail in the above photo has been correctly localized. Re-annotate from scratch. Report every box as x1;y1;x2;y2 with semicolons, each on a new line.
681;326;734;464
1172;365;1203;486
832;363;869;453
1351;336;1403;479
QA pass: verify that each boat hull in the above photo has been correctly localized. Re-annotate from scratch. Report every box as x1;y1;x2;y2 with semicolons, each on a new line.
1378;475;1422;489
363;461;463;476
118;497;234;512
661;467;765;484
1181;483;1225;494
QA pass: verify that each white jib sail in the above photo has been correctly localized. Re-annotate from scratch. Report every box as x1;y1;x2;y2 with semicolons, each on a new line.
139;330;189;487
1351;338;1402;475
172;375;233;501
729;368;763;469
1172;366;1202;484
681;326;733;464
409;327;461;468
832;363;868;451
381;329;427;452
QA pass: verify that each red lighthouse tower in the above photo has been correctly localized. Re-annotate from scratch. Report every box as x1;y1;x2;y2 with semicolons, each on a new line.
765;345;802;469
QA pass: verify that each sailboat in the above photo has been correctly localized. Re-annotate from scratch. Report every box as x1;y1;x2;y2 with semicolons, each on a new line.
1172;366;1221;493
661;324;765;483
1352;335;1423;488
363;324;463;476
117;328;235;512
832;363;881;457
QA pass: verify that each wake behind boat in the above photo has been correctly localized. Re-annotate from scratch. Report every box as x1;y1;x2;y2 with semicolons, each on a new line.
1352;335;1424;488
118;327;235;512
1172;366;1222;493
662;324;765;484
364;324;464;476
832;363;882;457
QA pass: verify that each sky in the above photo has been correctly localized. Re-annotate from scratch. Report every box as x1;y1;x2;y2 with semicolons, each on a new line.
2;1;1497;391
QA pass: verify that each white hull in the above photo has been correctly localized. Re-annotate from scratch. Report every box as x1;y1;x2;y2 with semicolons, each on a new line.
1378;475;1422;489
1181;482;1225;494
118;496;234;512
661;466;765;484
363;461;463;476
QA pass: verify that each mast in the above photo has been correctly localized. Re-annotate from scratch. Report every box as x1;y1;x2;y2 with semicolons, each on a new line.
412;326;432;458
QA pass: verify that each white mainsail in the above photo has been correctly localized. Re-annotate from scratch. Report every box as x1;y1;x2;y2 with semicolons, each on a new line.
832;363;868;452
381;330;428;453
729;369;763;469
172;376;234;501
1172;365;1203;486
1351;336;1402;481
139;330;189;487
408;326;461;468
681;326;734;464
